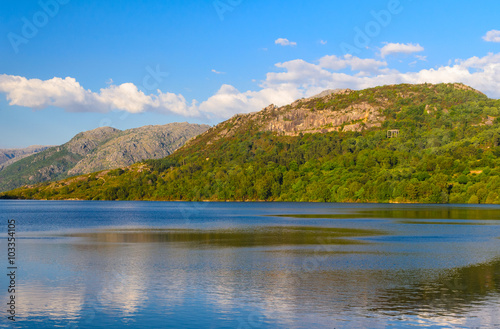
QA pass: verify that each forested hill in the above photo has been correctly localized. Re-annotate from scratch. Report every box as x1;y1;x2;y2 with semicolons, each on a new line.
3;83;500;204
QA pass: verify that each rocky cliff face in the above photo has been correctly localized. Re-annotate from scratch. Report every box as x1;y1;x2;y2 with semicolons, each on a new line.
261;101;382;135
201;88;385;143
0;123;209;192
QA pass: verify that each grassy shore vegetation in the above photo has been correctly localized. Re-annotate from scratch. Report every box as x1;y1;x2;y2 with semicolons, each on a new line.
3;83;500;204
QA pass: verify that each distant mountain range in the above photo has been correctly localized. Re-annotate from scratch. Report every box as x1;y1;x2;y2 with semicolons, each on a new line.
0;145;53;171
0;122;209;192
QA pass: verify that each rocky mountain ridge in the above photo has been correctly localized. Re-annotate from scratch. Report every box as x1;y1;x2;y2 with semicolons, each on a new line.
0;122;209;192
0;145;53;171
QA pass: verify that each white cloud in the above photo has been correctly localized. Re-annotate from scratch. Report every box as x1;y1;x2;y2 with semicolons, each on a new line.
198;84;300;119
263;52;500;99
483;30;500;42
415;55;427;62
380;42;424;58
320;40;327;45
265;59;333;87
275;38;297;47
0;75;197;117
98;83;151;113
319;54;387;73
2;51;500;121
198;52;500;117
0;75;101;112
211;69;225;75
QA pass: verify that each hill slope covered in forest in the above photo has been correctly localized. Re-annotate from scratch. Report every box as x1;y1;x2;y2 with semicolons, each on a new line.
3;83;500;204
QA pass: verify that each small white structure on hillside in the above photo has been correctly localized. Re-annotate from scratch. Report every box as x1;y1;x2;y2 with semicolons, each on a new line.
387;130;400;138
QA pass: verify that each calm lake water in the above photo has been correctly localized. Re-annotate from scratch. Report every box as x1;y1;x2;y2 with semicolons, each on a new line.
1;201;500;328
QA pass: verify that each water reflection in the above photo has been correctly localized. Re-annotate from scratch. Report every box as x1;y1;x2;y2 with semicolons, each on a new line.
277;207;500;220
16;283;85;321
5;226;498;328
63;226;384;247
373;258;500;315
2;201;500;328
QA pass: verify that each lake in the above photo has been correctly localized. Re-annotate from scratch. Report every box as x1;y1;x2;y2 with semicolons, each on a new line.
1;201;499;328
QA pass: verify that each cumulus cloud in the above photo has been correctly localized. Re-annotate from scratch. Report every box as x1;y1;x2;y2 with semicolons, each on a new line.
380;42;424;58
265;59;333;88
319;54;387;73
2;51;500;121
415;55;427;62
0;75;101;112
275;38;297;47
261;52;500;99
0;75;198;116
202;52;500;117
483;30;500;42
198;84;301;118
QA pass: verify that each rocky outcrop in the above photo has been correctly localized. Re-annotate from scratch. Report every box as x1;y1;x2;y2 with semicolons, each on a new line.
262;101;382;136
207;89;384;139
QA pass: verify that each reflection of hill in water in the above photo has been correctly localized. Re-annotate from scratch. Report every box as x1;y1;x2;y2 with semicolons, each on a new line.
65;227;500;319
276;207;500;220
9;225;499;328
65;226;383;247
371;257;500;317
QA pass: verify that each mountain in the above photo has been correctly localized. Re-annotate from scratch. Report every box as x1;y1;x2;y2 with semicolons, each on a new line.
0;122;209;192
3;83;500;204
66;123;210;175
0;145;53;171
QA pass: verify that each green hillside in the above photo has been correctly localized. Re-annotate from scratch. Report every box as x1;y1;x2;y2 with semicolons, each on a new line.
3;83;500;204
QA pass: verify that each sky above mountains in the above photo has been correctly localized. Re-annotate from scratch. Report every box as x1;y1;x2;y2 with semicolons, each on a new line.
1;0;500;148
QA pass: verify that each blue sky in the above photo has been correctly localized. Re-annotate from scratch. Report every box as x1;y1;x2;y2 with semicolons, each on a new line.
1;0;500;148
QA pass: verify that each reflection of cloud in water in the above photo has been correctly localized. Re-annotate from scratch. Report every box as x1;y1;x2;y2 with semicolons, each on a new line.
210;278;237;313
197;256;500;328
21;225;499;328
208;267;237;311
86;243;192;314
97;271;145;316
89;244;152;317
391;300;500;328
14;282;84;321
466;299;500;328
